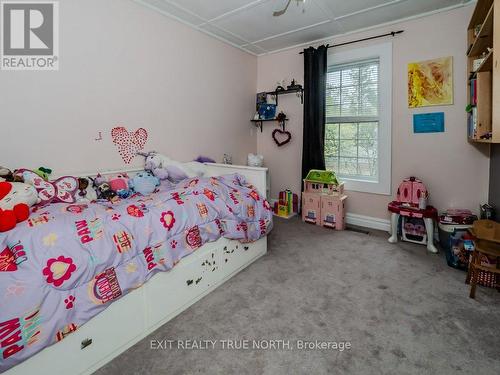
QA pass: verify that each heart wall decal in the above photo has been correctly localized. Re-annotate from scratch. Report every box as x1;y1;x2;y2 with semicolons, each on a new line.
111;126;148;164
272;129;292;147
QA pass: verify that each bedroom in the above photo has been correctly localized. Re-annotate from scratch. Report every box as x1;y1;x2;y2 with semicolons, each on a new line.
0;0;499;374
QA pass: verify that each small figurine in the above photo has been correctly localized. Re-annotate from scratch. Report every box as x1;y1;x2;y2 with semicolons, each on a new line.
223;154;233;165
276;111;287;129
287;79;302;90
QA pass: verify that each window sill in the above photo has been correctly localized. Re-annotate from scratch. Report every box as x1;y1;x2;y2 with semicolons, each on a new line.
340;177;391;196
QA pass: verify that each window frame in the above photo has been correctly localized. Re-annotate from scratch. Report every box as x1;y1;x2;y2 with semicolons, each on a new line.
326;42;392;195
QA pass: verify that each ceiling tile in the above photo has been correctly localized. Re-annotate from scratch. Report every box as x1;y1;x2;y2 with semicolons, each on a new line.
138;0;206;26
200;24;250;46
338;0;463;32
136;0;469;54
241;44;267;54
213;0;330;43
167;0;259;21
314;0;392;18
255;21;343;51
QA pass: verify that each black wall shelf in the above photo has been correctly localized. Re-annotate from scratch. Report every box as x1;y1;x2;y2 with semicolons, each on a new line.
265;87;304;105
251;118;289;132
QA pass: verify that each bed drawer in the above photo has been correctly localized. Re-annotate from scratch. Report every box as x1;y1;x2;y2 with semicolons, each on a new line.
221;237;267;279
8;287;146;375
145;239;225;329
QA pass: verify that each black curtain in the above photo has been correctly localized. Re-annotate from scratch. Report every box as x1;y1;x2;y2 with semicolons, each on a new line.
302;45;327;186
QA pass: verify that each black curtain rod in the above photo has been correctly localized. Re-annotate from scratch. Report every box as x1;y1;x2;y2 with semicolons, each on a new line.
299;30;404;54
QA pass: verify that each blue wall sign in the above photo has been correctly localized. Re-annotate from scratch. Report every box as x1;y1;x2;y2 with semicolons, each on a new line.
413;112;445;133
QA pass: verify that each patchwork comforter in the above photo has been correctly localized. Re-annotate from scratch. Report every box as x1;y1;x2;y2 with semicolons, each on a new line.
0;174;272;372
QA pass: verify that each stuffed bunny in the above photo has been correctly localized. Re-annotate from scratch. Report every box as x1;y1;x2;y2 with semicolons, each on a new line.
137;151;207;183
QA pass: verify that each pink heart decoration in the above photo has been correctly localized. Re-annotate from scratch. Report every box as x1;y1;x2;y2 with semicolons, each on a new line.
272;129;292;147
111;127;148;164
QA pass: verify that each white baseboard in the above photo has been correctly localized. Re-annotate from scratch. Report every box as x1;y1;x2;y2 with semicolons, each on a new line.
346;213;391;232
272;201;391;232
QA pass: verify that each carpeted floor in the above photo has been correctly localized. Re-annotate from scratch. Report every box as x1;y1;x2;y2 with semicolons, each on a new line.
95;218;500;375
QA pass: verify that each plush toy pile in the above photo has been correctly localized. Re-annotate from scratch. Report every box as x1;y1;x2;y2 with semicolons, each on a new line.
0;153;210;232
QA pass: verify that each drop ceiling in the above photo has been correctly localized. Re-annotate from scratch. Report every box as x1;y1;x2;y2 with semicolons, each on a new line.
134;0;473;55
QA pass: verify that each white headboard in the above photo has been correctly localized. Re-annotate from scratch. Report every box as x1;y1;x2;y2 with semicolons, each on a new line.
204;163;269;199
53;164;269;199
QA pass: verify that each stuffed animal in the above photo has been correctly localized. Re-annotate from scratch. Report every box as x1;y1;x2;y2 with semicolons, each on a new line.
108;173;132;198
15;169;79;206
93;174;118;202
194;156;216;163
0;181;39;232
137;151;207;183
35;167;52;181
76;177;98;203
129;171;160;196
137;152;169;180
0;167;12;182
0;167;22;182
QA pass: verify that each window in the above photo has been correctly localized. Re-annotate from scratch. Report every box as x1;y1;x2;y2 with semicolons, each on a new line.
325;43;392;195
325;59;379;180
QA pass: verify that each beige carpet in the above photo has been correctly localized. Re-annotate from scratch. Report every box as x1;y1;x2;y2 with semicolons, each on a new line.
95;217;500;375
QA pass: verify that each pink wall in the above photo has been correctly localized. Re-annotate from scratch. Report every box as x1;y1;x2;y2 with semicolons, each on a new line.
257;5;490;219
0;0;257;175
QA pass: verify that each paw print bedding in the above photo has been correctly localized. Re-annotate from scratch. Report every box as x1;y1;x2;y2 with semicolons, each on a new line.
0;174;273;372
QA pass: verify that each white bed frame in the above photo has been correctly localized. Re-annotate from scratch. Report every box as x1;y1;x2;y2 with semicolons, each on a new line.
5;163;269;375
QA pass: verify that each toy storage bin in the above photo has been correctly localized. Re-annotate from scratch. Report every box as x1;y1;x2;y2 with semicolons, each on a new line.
439;222;474;270
438;209;478;270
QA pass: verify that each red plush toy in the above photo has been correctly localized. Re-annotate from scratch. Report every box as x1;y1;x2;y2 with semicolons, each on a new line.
0;181;38;232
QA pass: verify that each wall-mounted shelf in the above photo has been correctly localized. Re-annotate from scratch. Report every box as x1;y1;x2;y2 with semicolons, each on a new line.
468;136;493;143
467;0;499;143
265;87;304;105
251;118;288;132
468;2;494;57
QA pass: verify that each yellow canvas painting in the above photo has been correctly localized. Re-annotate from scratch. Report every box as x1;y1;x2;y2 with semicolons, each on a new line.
408;57;453;108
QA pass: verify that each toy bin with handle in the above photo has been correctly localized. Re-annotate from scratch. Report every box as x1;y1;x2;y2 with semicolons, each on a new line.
438;209;477;270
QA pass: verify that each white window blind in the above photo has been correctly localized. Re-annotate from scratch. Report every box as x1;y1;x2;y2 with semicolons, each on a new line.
325;58;380;180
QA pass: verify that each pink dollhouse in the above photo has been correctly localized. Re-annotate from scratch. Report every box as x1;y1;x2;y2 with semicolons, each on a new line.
301;170;347;230
388;177;438;253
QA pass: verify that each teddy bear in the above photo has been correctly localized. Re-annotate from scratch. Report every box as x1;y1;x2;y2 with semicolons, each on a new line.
129;171;161;196
0;181;40;232
137;151;207;183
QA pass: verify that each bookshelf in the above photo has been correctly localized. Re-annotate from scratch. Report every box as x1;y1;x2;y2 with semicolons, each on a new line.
467;0;500;143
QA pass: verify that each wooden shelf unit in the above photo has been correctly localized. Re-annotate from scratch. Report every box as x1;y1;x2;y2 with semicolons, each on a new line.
467;0;500;143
